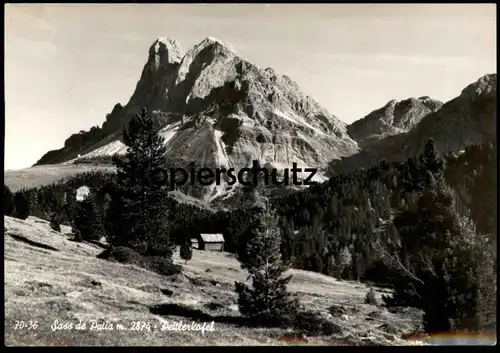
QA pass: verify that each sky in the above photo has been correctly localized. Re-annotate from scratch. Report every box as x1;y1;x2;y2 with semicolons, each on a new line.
4;4;496;171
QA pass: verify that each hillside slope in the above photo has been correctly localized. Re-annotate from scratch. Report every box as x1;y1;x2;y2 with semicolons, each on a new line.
4;164;115;193
5;215;430;346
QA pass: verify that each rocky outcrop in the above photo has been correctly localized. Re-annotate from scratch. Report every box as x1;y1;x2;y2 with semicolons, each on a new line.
35;37;359;187
347;97;443;148
329;74;496;175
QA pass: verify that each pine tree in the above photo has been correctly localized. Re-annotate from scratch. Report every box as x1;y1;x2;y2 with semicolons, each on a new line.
13;190;30;220
104;108;173;257
240;160;268;211
74;191;102;241
364;287;378;305
63;189;78;225
334;246;352;279
235;205;299;327
4;185;15;216
180;241;193;265
419;138;445;180
418;138;445;189
383;169;496;333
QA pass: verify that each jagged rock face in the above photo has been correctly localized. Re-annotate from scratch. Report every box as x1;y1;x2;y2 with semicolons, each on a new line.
347;97;443;148
329;74;497;175
128;38;185;113
35;37;359;187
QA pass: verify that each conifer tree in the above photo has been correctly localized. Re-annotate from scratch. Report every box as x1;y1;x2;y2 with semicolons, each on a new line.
74;191;102;241
49;212;62;232
420;138;444;172
180;240;193;265
234;161;270;261
63;189;78;225
104;108;173;257
4;185;15;216
383;146;496;333
364;287;378;305
13;190;30;220
418;138;445;188
235;205;299;327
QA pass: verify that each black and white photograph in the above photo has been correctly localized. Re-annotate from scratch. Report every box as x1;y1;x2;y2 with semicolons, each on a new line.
4;3;497;346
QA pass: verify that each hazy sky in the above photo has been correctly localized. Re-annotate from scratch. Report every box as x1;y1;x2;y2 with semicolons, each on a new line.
4;4;496;171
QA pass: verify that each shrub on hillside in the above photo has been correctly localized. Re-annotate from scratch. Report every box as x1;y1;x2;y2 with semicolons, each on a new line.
291;310;342;335
73;230;83;242
364;287;378;305
49;213;62;232
97;246;181;277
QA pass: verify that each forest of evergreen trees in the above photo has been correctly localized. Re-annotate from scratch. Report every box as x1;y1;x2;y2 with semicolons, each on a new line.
269;142;496;284
5;142;495;286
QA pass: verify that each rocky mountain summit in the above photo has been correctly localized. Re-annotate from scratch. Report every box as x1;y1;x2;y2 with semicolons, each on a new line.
347;97;443;148
329;73;497;175
30;38;496;202
35;37;359;192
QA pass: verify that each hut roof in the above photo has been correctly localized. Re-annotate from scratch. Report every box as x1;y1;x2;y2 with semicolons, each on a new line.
200;233;225;243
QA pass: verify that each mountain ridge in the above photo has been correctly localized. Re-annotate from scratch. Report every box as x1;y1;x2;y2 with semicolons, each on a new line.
31;38;496;203
347;96;444;148
330;73;497;175
34;37;359;192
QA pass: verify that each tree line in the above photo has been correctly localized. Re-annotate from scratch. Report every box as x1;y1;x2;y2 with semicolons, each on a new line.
5;140;495;282
5;139;495;285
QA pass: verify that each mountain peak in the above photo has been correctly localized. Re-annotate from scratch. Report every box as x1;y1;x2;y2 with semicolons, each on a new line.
152;37;182;47
189;36;238;56
333;74;496;175
348;96;443;147
34;36;359;185
201;36;234;48
461;73;496;100
148;37;185;66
